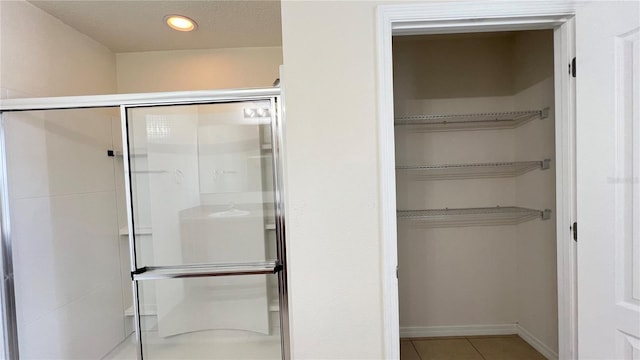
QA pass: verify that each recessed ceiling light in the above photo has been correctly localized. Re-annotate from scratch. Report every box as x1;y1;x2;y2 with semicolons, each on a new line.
164;15;197;32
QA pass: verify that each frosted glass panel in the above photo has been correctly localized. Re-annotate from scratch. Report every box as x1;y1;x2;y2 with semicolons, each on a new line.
126;102;275;268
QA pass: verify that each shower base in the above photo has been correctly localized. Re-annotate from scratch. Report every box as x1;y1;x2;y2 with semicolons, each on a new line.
103;329;281;359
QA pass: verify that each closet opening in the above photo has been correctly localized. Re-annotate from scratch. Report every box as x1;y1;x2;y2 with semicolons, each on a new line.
392;30;561;360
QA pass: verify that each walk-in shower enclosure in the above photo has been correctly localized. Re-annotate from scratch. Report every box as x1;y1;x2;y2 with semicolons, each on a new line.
0;88;289;359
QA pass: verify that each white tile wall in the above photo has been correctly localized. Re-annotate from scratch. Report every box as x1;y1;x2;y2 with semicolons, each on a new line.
3;2;125;358
3;111;50;199
12;192;121;325
6;110;127;359
19;276;125;359
4;110;116;200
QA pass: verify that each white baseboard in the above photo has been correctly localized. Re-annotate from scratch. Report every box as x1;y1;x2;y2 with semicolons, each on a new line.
517;325;558;360
400;324;518;338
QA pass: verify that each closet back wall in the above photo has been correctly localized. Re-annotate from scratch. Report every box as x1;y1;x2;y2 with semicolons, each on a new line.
393;33;515;103
394;33;521;332
393;31;556;351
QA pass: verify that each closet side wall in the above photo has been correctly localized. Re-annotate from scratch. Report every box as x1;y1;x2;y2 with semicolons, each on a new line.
513;31;559;355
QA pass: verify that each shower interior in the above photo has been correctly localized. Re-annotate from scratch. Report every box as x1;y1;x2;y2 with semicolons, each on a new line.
0;92;285;359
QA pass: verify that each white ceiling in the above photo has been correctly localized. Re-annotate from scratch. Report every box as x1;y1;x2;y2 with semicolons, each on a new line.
28;0;282;53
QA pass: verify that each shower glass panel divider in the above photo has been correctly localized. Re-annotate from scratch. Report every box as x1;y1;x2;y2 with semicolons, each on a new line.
0;88;289;360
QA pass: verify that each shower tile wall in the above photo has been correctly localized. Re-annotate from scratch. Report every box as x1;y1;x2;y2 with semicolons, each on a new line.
1;1;123;357
3;108;127;359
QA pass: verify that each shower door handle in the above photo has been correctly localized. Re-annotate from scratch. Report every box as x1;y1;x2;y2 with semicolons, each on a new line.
131;260;282;281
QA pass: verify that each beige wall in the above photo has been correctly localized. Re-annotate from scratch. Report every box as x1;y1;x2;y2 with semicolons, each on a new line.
281;1;387;358
0;0;116;98
116;47;282;93
281;2;557;357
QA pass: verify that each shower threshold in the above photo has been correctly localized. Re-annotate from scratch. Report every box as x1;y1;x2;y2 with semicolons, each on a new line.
103;329;282;359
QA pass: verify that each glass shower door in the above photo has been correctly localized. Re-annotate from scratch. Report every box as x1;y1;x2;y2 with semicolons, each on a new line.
121;98;286;359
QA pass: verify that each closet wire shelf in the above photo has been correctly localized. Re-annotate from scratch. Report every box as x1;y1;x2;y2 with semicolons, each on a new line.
395;108;550;131
397;206;552;227
396;159;550;180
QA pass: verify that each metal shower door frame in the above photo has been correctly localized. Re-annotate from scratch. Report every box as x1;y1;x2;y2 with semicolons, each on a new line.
0;87;290;360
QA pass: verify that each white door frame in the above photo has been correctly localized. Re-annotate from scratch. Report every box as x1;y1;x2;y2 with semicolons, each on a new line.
376;2;580;359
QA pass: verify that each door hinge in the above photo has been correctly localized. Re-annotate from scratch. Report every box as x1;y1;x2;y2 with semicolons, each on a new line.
396;265;399;279
569;57;576;77
572;222;578;241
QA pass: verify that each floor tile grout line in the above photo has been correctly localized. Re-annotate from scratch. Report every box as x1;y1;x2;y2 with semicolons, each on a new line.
402;335;546;360
465;337;488;360
410;340;424;360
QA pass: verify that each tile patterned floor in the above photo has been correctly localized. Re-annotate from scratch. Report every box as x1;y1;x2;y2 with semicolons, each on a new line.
401;335;547;360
